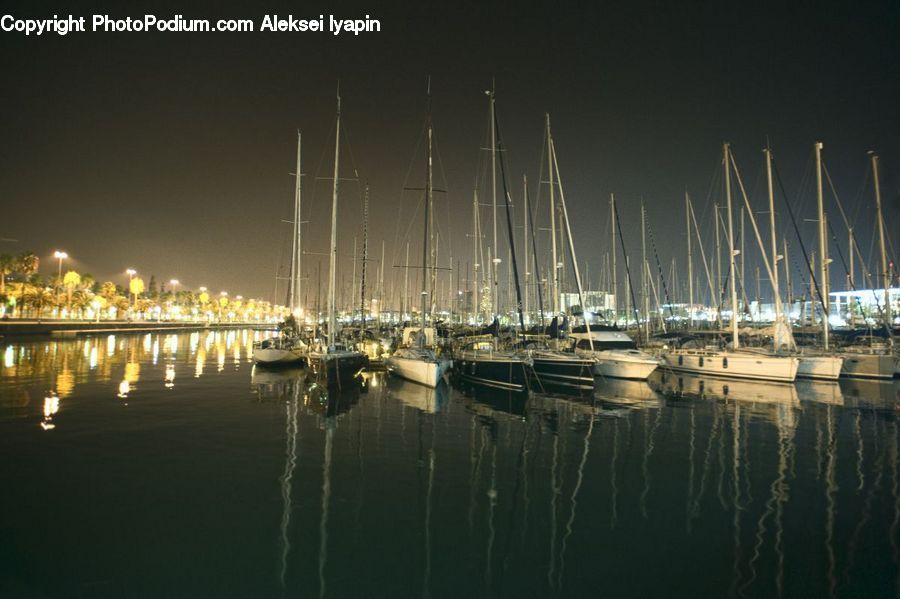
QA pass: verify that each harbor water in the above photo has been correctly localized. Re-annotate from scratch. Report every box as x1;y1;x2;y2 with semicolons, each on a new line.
1;330;897;598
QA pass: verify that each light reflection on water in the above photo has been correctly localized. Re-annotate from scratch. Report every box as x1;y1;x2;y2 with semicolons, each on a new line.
0;330;897;598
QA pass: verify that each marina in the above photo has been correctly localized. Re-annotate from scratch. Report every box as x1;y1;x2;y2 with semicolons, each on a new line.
0;330;896;597
2;1;898;596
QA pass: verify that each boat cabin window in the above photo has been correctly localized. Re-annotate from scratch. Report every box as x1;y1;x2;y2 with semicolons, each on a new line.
575;339;636;351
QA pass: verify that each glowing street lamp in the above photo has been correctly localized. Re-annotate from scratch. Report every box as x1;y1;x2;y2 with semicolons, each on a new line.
53;251;67;315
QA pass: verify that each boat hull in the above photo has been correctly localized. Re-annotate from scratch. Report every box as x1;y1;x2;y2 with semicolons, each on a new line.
385;355;451;388
579;349;660;380
252;347;306;365
454;352;531;392
308;351;369;386
838;352;897;379
529;353;595;391
660;350;799;382
796;355;843;380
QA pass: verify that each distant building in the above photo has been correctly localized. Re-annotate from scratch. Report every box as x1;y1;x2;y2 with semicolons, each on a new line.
560;291;615;314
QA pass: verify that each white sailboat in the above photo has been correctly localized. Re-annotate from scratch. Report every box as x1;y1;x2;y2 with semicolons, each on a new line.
307;87;369;385
767;144;842;380
661;143;800;382
254;131;308;366
385;83;451;388
570;327;660;379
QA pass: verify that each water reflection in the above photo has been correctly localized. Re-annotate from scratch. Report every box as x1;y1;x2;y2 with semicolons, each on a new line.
387;377;449;413
0;331;898;598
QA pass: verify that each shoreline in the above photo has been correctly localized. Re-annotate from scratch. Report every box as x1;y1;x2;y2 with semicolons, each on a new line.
0;320;277;338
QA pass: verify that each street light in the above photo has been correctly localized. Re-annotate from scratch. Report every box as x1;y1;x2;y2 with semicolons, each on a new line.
125;269;137;318
168;279;180;320
53;251;67;317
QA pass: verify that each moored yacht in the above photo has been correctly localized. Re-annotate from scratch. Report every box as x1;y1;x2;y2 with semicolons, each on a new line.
386;344;451;388
454;336;532;392
660;347;800;382
570;328;660;380
253;333;308;366
527;347;595;392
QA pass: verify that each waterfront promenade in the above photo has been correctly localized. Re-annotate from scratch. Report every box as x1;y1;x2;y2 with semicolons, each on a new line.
0;319;276;337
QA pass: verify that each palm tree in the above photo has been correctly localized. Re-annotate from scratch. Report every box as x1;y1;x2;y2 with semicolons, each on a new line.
100;281;117;301
16;252;39;317
0;253;13;295
63;270;81;312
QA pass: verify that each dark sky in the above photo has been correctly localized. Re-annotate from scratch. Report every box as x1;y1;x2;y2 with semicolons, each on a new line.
1;0;898;306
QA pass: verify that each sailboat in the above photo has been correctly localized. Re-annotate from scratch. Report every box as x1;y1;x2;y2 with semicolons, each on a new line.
570;325;661;380
307;88;369;385
520;114;595;392
254;131;308;366
385;83;452;388
453;85;532;393
661;143;800;382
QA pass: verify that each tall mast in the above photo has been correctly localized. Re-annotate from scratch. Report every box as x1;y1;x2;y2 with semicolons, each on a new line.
783;238;792;310
472;189;480;322
764;147;781;322
550;135;593;351
641;201;649;338
493;102;526;332
686;191;693;328
547;114;559;315
420;82;433;339
351;237;357;317
869;151;891;328
611;193;617;324
523;174;529;321
489;84;499;319
848;226;855;327
291;131;302;315
327;87;341;348
403;241;410;320
360;185;369;332
526;174;545;329
724;143;739;349
715;203;722;329
815;142;829;350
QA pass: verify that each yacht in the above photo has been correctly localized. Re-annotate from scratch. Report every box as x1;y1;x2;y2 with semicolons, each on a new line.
570;327;660;380
454;336;532;392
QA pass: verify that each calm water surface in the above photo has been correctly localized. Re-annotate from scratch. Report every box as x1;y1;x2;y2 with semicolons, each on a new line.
1;330;898;598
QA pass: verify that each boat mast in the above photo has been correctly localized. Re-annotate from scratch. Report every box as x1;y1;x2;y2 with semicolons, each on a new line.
523;174;530;322
686;191;693;328
547;114;559;316
641;201;649;338
869;151;891;329
488;84;499;320
783;238;792;311
526;175;545;329
610;194;617;324
550;133;593;351
715;203;722;329
327;87;341;348
360;184;369;332
291;131;302;316
724;143;739;349
420;81;434;343
765;147;781;324
472;189;480;323
815;142;829;350
403;241;410;320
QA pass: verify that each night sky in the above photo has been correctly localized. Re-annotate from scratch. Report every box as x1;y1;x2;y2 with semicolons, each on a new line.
1;0;898;306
